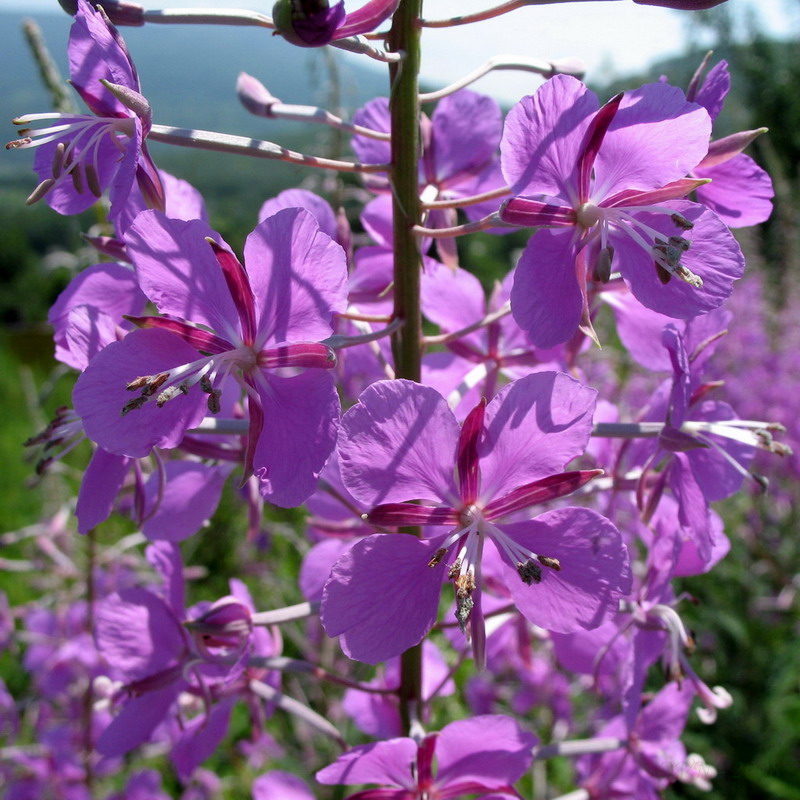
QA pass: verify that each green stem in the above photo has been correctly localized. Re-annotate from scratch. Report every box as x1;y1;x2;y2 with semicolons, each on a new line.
388;0;423;736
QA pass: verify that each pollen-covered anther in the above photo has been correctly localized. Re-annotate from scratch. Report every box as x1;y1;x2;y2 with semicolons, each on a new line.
653;237;703;288
537;554;561;571
125;375;151;391
670;212;694;231
156;381;190;407
447;558;462;580
517;559;542;585
141;372;170;397
428;548;448;568
121;395;148;416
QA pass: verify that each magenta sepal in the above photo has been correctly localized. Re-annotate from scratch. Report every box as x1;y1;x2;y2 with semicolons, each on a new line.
124;315;233;354
437;783;523;800
457;398;486;504
340;791;409;800
206;238;257;345
483;469;602;520
367;503;459;527
499;198;575;227
601;178;709;209
258;342;337;369
577;92;623;200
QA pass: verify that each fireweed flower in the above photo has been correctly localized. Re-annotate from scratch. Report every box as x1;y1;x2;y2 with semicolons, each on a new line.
272;0;400;47
321;373;631;665
316;715;537;800
499;75;745;348
6;0;163;219
684;57;774;228
73;207;348;507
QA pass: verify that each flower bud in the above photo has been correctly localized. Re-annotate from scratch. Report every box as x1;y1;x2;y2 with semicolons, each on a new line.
272;0;346;47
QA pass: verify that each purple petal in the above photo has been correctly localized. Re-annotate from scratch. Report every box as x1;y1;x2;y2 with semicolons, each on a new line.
421;260;487;346
63;306;120;372
142;461;226;542
352;98;392;167
338;380;460;507
252;370;340;508
299;538;355;603
69;0;139;113
34;126;126;216
258;189;338;239
432;91;502;185
498;509;631;633
96;682;180;757
76;448;132;533
253;771;315;800
603;290;677;372
478;372;597;502
316;737;417;789
146;541;186;618
593;83;711;199
435;715;537;788
692;60;729;121
320;534;444;664
616;202;744;320
73;328;207;458
49;262;145;367
687;401;753;501
245;207;348;344
95;587;185;682
694;153;774;228
124;211;238;338
510;230;585;348
170;699;234;780
501;75;597;200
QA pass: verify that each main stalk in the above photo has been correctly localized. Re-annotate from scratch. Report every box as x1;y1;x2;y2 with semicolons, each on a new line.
387;0;424;735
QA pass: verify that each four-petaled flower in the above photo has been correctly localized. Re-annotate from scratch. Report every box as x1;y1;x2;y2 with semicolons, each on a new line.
73;207;348;507
6;0;163;218
321;373;631;665
499;75;745;348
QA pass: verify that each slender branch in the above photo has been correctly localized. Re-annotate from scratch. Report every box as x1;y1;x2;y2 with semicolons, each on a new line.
251;601;319;625
413;213;506;238
187;418;249;435
330;34;403;63
423;301;511;345
592;422;664;438
422;184;511;210
142;7;273;26
419;55;585;102
550;791;590;800
323;318;404;350
147;125;390;173
248;656;398;695
248;679;346;748
534;737;625;759
419;0;601;28
261;102;392;140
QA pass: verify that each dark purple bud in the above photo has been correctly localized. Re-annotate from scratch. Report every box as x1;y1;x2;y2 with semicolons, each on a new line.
272;0;346;47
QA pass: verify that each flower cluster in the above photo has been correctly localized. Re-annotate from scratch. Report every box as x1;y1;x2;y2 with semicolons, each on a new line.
4;0;793;798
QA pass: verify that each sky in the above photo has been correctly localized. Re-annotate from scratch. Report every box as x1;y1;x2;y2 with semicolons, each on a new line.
1;0;797;102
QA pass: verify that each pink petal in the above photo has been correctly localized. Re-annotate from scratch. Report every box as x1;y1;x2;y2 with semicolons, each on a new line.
245;207;348;344
435;715;537;788
510;229;585;348
142;461;227;542
498;509;631;633
76;448;132;533
320;534;444;664
252;370;340;508
478;372;597;503
501;75;597;199
316;737;417;789
73;328;207;458
338;380;460;507
125;211;238;337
